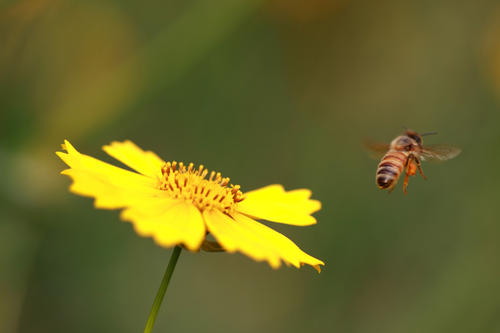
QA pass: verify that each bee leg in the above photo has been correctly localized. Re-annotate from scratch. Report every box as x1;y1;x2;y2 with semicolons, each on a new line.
403;171;410;194
402;155;413;195
415;157;427;180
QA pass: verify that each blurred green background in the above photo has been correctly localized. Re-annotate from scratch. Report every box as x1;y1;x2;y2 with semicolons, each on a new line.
1;0;500;332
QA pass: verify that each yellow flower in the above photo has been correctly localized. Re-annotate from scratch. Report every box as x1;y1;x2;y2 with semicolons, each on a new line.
56;140;324;272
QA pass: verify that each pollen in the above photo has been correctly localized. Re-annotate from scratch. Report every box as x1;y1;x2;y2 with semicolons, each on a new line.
158;161;245;214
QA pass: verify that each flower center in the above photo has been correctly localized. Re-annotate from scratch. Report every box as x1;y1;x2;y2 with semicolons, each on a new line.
158;161;244;214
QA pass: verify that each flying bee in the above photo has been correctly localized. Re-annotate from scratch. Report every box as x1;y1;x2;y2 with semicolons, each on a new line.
366;129;461;194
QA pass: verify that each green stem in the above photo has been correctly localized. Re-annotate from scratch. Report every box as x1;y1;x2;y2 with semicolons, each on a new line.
143;246;182;333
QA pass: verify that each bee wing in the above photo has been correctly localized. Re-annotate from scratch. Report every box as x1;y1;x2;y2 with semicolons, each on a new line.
421;144;461;162
364;141;390;160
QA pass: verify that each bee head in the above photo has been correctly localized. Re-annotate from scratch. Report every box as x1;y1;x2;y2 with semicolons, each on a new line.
405;130;423;146
390;130;422;151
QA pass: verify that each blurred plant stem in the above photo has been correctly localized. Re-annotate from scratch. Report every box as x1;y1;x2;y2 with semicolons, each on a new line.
143;246;182;333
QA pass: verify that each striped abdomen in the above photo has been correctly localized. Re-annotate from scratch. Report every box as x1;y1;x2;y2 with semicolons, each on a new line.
376;151;408;189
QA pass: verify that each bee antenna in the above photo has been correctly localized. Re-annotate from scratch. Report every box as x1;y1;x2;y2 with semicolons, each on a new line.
402;126;408;130
421;131;438;136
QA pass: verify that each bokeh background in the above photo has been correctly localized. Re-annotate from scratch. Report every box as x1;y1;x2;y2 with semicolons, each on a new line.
2;0;500;332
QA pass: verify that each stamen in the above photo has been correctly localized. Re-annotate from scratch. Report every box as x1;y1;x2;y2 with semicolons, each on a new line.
157;161;244;214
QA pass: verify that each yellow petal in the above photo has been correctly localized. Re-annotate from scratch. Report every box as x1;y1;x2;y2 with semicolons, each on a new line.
57;140;162;209
203;209;324;271
121;199;206;251
102;140;165;178
237;185;321;226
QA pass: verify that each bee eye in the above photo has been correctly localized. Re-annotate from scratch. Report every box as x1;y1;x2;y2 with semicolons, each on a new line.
408;134;422;144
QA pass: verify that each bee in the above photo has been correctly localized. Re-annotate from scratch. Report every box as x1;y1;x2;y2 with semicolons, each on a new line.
366;129;461;194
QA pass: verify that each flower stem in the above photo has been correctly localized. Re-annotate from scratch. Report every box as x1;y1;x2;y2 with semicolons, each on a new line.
143;246;182;333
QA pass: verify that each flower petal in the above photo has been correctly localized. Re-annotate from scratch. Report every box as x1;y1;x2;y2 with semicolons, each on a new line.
102;140;165;178
203;209;324;272
57;140;163;209
237;185;321;226
121;199;206;251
